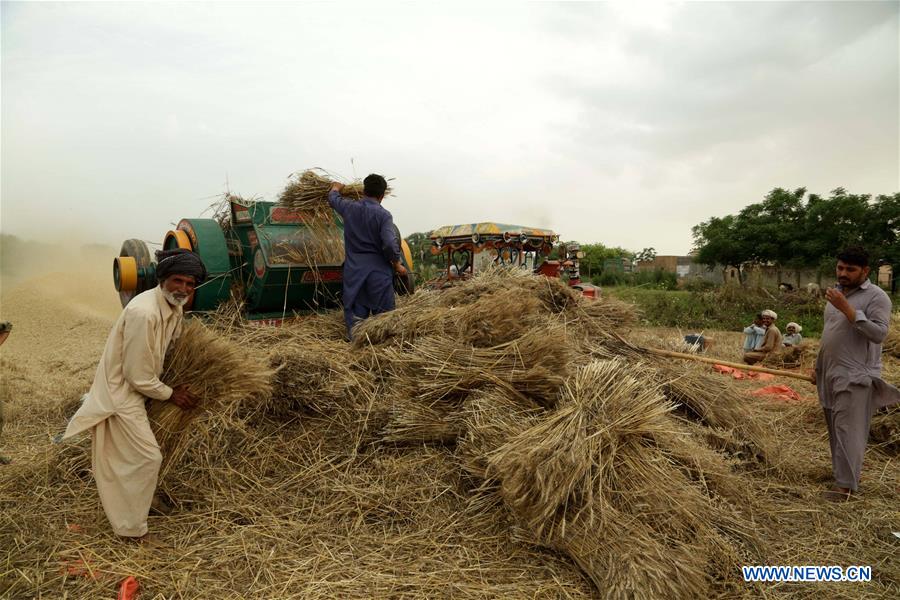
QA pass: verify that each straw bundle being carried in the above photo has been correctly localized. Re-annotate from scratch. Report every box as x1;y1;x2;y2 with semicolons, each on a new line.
152;319;273;479
277;168;392;213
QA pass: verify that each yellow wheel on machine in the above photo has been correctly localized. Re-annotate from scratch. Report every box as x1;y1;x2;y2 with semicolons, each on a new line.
114;256;138;292
392;226;415;295
115;239;154;307
401;239;414;273
164;229;193;251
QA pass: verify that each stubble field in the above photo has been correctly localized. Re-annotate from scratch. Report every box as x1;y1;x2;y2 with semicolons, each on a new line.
1;261;898;599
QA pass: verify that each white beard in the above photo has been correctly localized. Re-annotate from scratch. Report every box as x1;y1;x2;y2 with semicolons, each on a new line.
162;288;190;307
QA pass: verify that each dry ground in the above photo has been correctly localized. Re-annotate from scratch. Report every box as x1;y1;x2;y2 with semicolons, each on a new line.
1;267;897;599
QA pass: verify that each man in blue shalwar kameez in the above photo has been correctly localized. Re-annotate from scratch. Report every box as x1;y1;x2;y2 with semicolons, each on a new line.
329;174;407;340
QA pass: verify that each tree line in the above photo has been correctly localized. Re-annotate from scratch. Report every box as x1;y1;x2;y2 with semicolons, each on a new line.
692;188;899;287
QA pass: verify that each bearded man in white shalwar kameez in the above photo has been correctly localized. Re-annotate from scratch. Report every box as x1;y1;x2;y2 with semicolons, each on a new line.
64;248;206;543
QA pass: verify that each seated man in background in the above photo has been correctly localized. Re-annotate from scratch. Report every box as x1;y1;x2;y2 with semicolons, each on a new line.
742;313;766;353
783;322;803;346
743;309;782;364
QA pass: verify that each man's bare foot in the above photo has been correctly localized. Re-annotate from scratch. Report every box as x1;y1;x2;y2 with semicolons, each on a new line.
821;486;852;502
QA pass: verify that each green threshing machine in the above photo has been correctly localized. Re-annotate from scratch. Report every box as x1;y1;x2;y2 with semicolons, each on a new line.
112;197;415;321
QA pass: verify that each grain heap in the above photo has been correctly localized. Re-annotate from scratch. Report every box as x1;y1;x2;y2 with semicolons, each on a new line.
2;269;898;599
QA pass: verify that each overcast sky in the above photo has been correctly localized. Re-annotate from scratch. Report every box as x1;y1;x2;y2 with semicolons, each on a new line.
2;1;898;255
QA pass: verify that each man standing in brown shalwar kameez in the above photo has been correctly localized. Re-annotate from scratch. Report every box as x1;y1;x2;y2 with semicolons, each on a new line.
815;246;900;502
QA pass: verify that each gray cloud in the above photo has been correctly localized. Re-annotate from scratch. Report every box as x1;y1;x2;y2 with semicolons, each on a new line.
1;2;897;257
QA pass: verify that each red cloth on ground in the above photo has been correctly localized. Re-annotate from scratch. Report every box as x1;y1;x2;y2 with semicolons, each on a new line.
118;576;139;600
711;364;775;381
751;385;802;401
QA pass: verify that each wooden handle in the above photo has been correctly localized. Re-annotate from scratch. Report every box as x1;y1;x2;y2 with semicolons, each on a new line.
645;348;815;383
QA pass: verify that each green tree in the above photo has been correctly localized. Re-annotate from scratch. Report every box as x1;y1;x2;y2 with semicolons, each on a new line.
634;247;657;263
404;231;447;281
691;215;749;282
579;243;633;278
693;187;899;289
862;193;900;287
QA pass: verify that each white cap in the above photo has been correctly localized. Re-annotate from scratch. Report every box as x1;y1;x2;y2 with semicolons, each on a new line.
786;322;801;332
761;309;778;319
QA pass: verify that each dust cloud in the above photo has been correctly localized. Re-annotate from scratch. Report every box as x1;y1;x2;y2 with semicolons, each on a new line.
1;234;124;448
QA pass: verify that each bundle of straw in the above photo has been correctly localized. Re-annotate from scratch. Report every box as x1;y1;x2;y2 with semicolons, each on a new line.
762;344;807;369
483;360;760;598
277;168;392;212
351;291;450;347
353;268;639;349
455;389;544;480
653;361;777;462
870;405;899;453
152;320;273;479
385;324;572;408
380;400;466;445
266;331;376;419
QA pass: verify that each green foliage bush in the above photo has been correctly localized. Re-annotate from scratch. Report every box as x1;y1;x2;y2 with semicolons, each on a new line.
630;269;678;290
681;278;716;292
609;286;826;336
596;271;626;287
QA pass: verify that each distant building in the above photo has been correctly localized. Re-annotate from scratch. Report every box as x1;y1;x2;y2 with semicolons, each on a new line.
877;264;893;289
635;255;722;283
602;257;633;274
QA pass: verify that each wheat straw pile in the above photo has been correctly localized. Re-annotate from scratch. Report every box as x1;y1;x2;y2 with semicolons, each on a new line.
762;344;807;369
2;269;898;599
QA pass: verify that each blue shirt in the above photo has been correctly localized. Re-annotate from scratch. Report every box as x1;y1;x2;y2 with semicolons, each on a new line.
327;191;401;308
742;324;766;351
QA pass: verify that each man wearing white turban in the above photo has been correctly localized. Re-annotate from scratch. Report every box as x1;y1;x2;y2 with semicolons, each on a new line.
783;322;803;346
742;309;782;364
